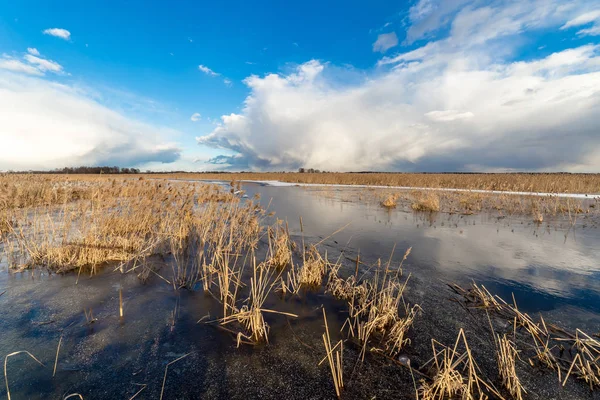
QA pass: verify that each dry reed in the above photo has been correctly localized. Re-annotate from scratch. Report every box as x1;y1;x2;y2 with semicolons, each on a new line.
322;308;344;398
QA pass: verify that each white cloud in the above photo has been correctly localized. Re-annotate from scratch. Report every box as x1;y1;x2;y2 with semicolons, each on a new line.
561;9;600;37
0;57;43;76
198;64;219;76
425;110;474;122
27;48;40;56
197;0;600;172
24;54;63;73
223;78;232;87
0;72;182;170
373;32;399;53
190;112;201;122
578;26;600;36
561;10;600;29
42;28;71;40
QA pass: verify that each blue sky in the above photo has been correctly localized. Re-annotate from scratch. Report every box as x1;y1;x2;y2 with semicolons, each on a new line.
1;0;600;171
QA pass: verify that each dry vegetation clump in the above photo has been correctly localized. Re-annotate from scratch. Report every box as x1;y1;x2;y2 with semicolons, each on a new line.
297;245;327;288
496;334;525;400
419;329;502;400
381;194;399;208
411;192;440;212
451;282;600;390
327;272;367;302
266;223;293;269
337;249;421;360
219;259;297;346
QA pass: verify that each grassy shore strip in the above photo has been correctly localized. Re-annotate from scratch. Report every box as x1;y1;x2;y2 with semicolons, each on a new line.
157;172;600;195
236;180;600;199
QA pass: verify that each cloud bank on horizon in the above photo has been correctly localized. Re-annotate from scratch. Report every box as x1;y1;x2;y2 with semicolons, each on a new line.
0;71;181;171
198;0;600;172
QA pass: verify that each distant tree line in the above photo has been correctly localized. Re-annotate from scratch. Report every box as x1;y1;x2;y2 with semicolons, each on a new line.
298;168;327;173
4;166;142;174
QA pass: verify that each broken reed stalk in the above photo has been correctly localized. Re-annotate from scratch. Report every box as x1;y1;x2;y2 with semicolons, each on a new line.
119;288;123;318
53;334;63;377
4;351;45;400
322;308;343;399
160;353;191;400
129;383;147;400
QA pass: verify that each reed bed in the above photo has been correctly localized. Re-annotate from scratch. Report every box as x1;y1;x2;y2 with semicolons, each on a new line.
1;177;262;287
4;174;600;399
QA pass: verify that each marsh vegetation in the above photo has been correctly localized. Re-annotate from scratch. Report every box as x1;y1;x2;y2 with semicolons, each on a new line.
1;174;599;399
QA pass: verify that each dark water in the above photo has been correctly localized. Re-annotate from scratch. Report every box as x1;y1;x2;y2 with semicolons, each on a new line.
1;182;599;399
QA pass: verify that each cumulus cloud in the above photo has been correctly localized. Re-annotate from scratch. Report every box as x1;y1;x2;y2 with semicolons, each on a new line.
197;0;600;172
198;64;219;76
223;78;232;86
373;32;399;53
43;28;71;40
190;112;201;122
0;71;182;170
27;48;40;56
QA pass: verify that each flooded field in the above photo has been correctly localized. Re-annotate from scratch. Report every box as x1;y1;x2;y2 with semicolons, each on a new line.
1;178;600;399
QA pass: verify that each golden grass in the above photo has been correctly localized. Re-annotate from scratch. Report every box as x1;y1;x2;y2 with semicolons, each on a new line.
160;172;600;195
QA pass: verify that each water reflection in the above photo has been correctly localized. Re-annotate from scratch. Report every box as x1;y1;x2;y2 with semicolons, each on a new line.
241;182;600;315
